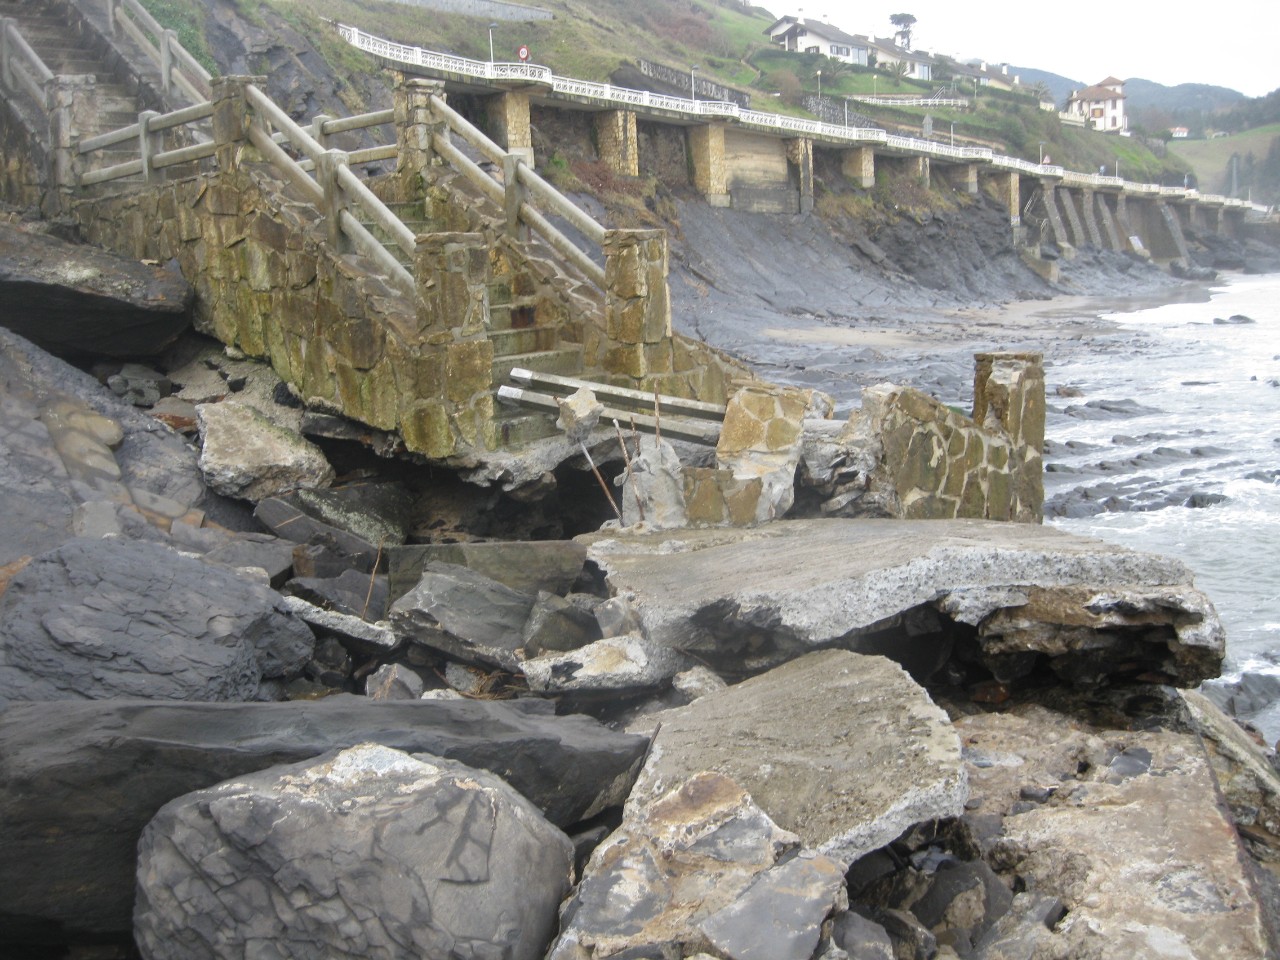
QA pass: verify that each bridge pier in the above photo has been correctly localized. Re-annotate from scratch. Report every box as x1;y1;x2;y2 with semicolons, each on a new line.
1037;180;1073;256
1079;189;1103;247
595;109;638;176
1095;192;1123;250
689;122;730;207
943;163;978;196
486;90;533;165
841;146;875;189
785;137;814;214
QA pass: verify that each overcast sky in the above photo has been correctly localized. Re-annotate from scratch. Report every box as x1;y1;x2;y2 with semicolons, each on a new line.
781;2;1276;97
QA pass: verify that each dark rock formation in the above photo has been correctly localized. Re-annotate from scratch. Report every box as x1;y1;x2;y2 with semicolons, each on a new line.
0;696;647;941
0;538;314;703
134;745;574;960
0;221;192;358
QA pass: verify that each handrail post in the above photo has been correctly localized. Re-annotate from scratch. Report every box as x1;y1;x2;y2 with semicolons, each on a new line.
159;29;175;95
138;109;160;181
502;154;527;241
106;0;120;37
393;74;444;201
1;20;11;92
311;113;332;150
317;149;351;253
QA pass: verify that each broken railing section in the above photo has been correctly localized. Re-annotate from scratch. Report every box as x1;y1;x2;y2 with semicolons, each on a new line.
503;352;1046;527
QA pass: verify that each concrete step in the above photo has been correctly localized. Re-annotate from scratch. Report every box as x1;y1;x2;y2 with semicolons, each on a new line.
488;326;559;357
492;347;582;384
491;407;562;446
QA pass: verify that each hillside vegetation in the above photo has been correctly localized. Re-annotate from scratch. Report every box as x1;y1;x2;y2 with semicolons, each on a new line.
1169;124;1280;203
146;0;1189;185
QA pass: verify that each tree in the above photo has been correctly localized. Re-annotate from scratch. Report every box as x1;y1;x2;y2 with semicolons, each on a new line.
889;13;916;50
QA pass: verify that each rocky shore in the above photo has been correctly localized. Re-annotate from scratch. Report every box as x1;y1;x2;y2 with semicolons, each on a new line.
3;214;1280;960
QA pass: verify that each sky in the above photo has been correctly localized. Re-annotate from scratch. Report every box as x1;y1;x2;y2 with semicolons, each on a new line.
781;2;1277;98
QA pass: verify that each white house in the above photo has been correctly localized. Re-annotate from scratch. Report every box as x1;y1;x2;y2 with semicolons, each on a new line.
1169;126;1189;139
763;16;871;66
868;37;933;81
1064;77;1128;133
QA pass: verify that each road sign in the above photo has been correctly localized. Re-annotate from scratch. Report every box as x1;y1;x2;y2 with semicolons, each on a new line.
518;45;529;62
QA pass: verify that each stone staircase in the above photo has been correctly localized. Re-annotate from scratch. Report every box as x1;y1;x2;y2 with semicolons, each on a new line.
356;179;609;445
0;0;147;180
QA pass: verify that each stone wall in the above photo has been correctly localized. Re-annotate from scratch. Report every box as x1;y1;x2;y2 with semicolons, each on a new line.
0;98;47;212
375;0;553;22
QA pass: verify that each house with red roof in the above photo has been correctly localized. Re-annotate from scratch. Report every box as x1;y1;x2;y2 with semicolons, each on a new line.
1064;77;1128;133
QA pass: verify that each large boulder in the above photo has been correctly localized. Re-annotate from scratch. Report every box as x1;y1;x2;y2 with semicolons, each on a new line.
0;221;192;358
197;402;334;501
583;519;1224;688
628;649;966;867
0;538;314;703
0;696;646;942
134;744;574;960
390;562;537;670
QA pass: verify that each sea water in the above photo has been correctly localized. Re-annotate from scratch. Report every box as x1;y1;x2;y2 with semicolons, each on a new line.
1043;273;1280;672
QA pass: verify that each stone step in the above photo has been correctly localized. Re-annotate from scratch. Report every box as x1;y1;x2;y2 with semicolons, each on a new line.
488;326;559;358
491;408;562;446
492;347;583;384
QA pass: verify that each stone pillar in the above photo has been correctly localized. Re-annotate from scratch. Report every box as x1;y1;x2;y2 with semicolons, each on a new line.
409;232;495;459
1057;186;1087;247
211;75;263;170
1157;201;1192;262
1114;194;1143;255
595;109;639;177
972;351;1044;523
602;228;673;385
841;146;875;188
44;74;96;213
785;137;814;214
689;122;729;207
1038;182;1071;254
394;76;445;201
487;90;533;165
1095;193;1122;250
910;156;930;186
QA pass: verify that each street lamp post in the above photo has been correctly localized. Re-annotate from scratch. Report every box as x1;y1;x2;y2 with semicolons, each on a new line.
844;98;849;127
488;22;497;62
816;69;822;102
950;122;955;146
691;64;698;101
1038;141;1045;164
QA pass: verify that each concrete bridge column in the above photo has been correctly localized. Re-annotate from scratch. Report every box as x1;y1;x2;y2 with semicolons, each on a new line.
486;90;533;165
944;163;979;195
595;109;639;177
785;137;814;214
600;228;673;387
1038;181;1071;254
1157;201;1192;262
911;156;930;186
1113;195;1146;257
1095;193;1122;250
996;171;1020;227
393;76;446;201
841;146;875;188
1057;186;1087;247
1080;189;1104;247
689;122;729;207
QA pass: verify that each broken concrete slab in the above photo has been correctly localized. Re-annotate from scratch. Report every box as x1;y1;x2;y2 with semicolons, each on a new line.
547;771;846;960
582;519;1223;687
387;540;587;604
522;634;693;695
627;649;966;868
196;403;334;502
957;706;1272;959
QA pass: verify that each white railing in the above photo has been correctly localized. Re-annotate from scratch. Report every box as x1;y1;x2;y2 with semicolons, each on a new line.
851;95;969;108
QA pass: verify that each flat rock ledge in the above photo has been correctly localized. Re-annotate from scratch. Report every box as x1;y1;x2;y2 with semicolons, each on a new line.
628;649;966;868
583;518;1224;688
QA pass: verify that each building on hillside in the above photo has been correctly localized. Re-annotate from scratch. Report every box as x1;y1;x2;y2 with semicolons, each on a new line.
1169;126;1190;139
1064;77;1128;133
763;16;871;65
947;60;1021;94
869;38;933;80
